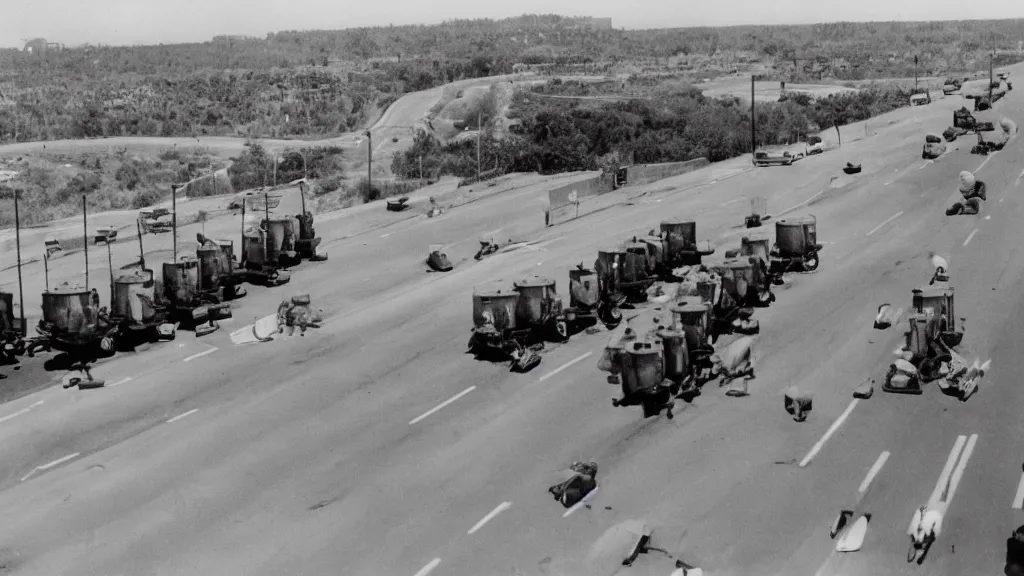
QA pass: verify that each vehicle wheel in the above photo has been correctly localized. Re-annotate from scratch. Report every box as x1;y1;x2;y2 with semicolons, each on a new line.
803;252;820;272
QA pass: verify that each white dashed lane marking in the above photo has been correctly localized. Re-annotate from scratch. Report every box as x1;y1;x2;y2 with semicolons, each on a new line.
866;211;904;237
538;352;593;383
412;558;441;576
166;409;199;424
183;347;218;362
0;400;44;425
409;386;476;426
468;501;512;535
964;228;978;246
799;399;860;467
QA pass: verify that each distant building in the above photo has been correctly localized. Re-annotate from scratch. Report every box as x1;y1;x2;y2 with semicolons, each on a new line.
23;38;62;55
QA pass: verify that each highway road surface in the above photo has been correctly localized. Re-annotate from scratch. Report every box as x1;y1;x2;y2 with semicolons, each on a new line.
1;64;1024;576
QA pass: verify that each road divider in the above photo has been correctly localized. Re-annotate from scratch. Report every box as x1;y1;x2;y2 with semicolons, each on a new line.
409;386;476;426
866;211;904;237
858;451;891;494
799;399;859;468
468;501;512;535
21;452;80;482
539;352;593;383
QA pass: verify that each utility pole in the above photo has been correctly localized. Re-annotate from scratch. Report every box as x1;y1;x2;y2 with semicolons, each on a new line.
914;55;919;91
82;195;89;291
419;155;424;184
14;188;25;334
477;112;482;181
750;76;756;164
364;130;372;195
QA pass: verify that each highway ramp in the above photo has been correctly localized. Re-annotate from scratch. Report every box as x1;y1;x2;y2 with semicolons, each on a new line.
0;64;1023;576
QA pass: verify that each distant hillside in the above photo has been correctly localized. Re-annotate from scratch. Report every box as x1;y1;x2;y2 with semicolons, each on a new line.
1;15;1023;143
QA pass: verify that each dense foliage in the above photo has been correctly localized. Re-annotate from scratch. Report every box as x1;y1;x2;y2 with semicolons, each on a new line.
1;15;1021;143
392;83;916;179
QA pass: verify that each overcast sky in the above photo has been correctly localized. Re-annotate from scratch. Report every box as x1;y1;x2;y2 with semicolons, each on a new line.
3;0;1023;48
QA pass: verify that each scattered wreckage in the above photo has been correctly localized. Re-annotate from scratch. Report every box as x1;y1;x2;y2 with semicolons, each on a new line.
922;133;946;159
769;215;822;274
946;171;987;216
468;277;570;370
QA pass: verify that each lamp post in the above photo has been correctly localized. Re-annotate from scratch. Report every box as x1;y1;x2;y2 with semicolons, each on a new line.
364;130;372;195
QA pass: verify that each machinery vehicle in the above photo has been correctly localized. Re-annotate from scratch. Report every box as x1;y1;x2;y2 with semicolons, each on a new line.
883;283;963;395
138;208;174;234
239;192;293;287
294;180;328;262
161;258;230;330
670;300;717;391
922;133;946;159
770;215;822;274
942;78;962;94
548;461;598;508
953;107;977;132
1;292;27;361
196;234;248;301
601;332;676;419
711;256;775;308
650;220;716;272
745;197;768;229
753;150;794;167
595;246;655;304
843;162;862;175
468;277;568;360
564;264;610;332
910;91;931;106
110;267;168;346
805;135;824;155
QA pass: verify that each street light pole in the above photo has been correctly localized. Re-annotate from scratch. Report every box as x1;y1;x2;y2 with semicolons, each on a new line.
365;131;372;195
14;188;25;333
477;112;482;181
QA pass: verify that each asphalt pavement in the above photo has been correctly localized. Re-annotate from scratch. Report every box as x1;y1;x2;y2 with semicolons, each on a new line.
0;65;1022;576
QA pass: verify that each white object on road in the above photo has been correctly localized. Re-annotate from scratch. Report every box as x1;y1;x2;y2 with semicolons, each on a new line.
836;515;869;552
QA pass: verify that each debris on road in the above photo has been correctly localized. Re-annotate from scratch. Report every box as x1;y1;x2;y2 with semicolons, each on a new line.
548;461;598;508
947;171;987;215
426;244;453;272
784;386;813;421
276;293;323;337
853;381;874;399
922;133;946;159
874;304;902;329
386;196;410;212
843;162;862;175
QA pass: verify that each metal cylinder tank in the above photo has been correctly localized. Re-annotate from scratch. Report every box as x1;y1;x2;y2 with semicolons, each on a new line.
907;312;934;360
113;268;155;324
472;282;518;331
622;242;652;283
41;289;92;333
741;233;770;263
265;218;298;263
673;303;711;352
696;280;718;305
658;328;689;382
568;268;599;308
595;248;626;295
621;337;664;396
514;276;556;325
243;234;264;267
775;216;816;257
197;245;229;291
725;258;754;301
162;260;199;306
912;285;955;332
661;219;696;250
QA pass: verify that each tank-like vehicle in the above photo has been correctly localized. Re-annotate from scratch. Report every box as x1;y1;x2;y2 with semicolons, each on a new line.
110;267;168;345
711;256;775;308
770;215;822;274
883;283;963;395
294;181;328;262
923;133;947;159
564;264;601;332
161;258;231;330
670;301;718;392
468;276;569;360
600;332;676;419
31;285;119;358
239;192;294;287
652;220;716;271
596;246;654;305
1;292;27;361
196;234;248;301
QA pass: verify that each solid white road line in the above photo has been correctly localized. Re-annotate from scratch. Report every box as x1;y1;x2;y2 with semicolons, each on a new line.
1016;168;1024;187
945;433;978;505
538;352;594;383
919;161;931;170
21;452;81;482
468;501;512;535
964;228;979;246
183;347;218;362
859;451;891;494
799;399;859;467
409;386;476;426
564;485;600;518
866;211;904;236
978;152;998;172
166;408;199;424
1011;472;1024;509
0;400;44;425
930;435;967;506
109;377;133;388
412;558;441;576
